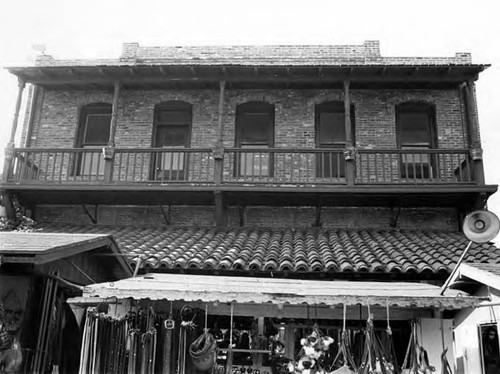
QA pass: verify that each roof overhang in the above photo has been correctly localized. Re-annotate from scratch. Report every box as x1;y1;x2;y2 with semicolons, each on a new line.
6;64;489;90
0;232;132;277
450;263;500;291
69;273;484;310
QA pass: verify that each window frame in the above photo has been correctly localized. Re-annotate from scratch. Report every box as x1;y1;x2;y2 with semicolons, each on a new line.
235;101;275;178
73;103;112;177
151;101;193;181
396;102;438;179
314;101;355;178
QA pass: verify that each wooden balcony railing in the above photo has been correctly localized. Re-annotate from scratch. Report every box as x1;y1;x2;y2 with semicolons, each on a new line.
223;148;346;184
356;149;474;184
4;147;478;187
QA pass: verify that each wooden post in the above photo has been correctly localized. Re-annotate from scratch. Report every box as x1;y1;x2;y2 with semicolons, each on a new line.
463;80;485;185
104;81;121;183
216;80;226;149
214;81;226;185
2;78;25;220
8;77;26;147
214;81;227;226
343;80;355;186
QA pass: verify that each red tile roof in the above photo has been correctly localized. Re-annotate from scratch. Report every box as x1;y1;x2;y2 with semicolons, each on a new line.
37;225;500;276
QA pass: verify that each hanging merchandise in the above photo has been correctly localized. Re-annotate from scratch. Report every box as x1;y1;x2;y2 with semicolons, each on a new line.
329;303;357;374
357;303;395;374
78;306;160;374
0;301;22;373
401;321;435;374
289;323;334;374
162;302;174;374
190;304;217;371
178;305;197;374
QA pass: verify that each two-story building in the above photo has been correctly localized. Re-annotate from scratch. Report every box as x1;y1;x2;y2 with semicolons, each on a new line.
2;40;499;373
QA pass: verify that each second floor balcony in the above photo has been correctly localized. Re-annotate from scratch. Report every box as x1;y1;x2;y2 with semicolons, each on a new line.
2;146;495;209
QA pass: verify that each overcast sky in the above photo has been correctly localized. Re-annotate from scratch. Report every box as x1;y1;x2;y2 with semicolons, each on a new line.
1;0;499;226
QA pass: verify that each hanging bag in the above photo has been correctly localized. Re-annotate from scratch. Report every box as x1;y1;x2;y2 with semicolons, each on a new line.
190;331;217;371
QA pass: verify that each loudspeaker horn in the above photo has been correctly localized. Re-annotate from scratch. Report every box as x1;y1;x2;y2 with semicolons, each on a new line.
463;210;500;243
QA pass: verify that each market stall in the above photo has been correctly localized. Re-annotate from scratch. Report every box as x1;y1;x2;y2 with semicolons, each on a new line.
69;273;483;373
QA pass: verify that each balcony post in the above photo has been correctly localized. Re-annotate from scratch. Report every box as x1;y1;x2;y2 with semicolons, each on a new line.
214;81;226;226
104;81;121;183
2;78;25;219
463;80;485;184
343;80;355;185
214;80;226;185
8;77;26;147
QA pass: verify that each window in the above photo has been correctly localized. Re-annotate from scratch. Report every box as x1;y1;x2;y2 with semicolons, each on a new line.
152;101;192;181
479;324;500;374
315;101;355;178
396;102;437;179
235;102;274;177
75;103;112;176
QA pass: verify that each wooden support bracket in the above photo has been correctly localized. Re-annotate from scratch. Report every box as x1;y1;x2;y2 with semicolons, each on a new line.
238;205;245;226
390;206;402;228
313;206;322;227
81;204;98;224
160;205;171;225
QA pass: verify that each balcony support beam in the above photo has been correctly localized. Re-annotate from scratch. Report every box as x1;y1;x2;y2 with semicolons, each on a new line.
104;81;121;183
463;80;485;185
214;81;226;186
344;80;355;186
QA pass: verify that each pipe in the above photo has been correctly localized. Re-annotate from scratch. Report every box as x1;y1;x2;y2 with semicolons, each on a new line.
440;240;473;295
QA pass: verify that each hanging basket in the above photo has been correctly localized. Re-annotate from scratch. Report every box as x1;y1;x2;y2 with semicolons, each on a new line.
190;331;217;371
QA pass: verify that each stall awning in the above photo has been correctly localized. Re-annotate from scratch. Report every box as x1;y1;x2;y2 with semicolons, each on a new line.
70;273;484;310
0;232;132;278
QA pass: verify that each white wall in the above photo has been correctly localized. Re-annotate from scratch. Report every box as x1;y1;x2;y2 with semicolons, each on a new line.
420;318;454;373
454;287;500;374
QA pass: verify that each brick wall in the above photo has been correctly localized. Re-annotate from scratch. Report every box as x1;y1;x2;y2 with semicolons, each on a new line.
29;87;467;149
35;204;458;231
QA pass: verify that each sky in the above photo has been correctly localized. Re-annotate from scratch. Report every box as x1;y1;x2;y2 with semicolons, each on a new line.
0;0;499;230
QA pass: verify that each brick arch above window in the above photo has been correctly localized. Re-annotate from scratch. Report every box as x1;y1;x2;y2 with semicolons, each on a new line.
231;95;276;108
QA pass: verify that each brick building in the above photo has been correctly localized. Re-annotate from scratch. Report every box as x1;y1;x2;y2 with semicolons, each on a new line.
1;40;499;373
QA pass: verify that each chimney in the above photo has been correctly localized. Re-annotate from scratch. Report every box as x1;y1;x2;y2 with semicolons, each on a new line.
121;42;140;62
35;54;55;66
455;52;472;64
364;40;381;59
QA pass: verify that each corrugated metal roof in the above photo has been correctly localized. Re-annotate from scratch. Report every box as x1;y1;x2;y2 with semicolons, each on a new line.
74;273;482;309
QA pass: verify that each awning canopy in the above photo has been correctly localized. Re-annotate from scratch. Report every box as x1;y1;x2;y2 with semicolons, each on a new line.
70;273;484;310
0;232;133;279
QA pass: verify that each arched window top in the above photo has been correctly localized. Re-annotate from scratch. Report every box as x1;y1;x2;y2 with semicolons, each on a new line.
396;101;435;112
154;101;192;127
156;100;192;111
315;100;345;112
236;101;274;114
